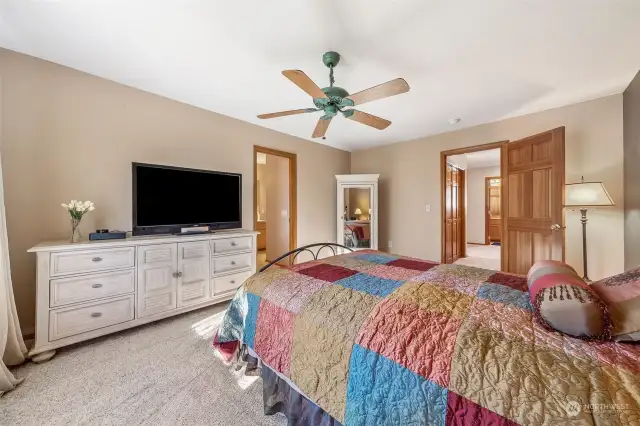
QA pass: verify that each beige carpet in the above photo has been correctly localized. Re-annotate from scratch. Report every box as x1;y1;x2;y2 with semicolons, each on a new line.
1;304;286;426
454;244;501;270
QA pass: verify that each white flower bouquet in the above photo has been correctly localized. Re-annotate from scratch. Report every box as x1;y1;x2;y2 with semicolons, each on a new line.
62;200;95;242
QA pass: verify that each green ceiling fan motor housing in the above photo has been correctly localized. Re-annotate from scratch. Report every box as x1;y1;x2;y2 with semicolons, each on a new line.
314;51;355;119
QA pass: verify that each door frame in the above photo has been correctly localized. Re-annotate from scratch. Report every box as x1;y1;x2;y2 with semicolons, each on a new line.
253;146;297;257
485;176;501;245
440;140;508;266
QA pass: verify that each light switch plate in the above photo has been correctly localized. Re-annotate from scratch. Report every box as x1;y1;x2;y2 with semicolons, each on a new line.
425;204;431;212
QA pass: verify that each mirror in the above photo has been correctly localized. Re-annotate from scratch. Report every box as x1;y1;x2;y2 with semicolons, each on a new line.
342;187;372;249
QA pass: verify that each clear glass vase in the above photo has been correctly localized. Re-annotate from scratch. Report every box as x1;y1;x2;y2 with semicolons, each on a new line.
70;218;82;243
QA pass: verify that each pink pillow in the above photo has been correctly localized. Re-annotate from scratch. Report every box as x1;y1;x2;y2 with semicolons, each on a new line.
591;267;640;341
528;260;611;340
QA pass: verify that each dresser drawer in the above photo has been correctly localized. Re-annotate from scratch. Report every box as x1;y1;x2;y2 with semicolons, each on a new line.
50;270;135;308
50;247;135;276
212;237;252;254
213;271;252;295
212;253;252;275
49;295;134;341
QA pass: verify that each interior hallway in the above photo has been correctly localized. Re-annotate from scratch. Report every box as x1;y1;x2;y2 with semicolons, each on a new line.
454;244;501;271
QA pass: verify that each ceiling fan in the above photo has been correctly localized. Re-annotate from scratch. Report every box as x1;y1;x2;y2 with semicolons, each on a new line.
258;51;410;139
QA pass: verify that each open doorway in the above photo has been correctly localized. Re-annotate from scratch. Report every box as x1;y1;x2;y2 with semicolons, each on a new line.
441;129;566;274
254;146;297;269
441;141;507;270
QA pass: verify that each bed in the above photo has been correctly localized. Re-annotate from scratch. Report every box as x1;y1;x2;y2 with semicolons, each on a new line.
214;246;640;426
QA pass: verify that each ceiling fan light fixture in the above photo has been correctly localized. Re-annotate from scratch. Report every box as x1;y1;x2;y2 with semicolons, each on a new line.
258;51;411;139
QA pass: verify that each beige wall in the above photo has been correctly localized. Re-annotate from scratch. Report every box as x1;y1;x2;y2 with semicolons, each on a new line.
466;166;501;244
352;95;624;280
0;48;350;333
624;71;640;269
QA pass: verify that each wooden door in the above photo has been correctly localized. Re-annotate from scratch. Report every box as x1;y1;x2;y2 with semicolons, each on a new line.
177;241;210;308
451;167;461;262
445;165;454;263
458;169;466;258
444;164;464;263
503;127;565;274
137;243;178;318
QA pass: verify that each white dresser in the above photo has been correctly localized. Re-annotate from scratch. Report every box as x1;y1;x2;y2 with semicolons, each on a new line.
27;229;258;362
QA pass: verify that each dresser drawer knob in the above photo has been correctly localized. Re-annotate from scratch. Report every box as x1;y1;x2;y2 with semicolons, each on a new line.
92;283;103;289
92;257;103;262
230;242;237;247
90;312;102;318
231;261;236;265
230;280;235;284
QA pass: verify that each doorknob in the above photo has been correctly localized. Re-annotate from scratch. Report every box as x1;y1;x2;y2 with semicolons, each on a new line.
550;224;565;231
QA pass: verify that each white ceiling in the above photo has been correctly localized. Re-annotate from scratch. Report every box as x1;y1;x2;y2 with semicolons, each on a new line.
447;148;500;170
447;154;468;170
465;149;501;169
1;1;639;151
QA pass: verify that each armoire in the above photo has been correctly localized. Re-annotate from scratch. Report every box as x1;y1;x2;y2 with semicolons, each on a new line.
336;174;379;252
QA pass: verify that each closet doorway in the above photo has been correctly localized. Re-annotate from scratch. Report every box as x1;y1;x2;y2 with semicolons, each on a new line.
253;146;297;269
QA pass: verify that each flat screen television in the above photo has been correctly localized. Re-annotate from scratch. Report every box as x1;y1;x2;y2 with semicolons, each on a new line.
132;163;241;236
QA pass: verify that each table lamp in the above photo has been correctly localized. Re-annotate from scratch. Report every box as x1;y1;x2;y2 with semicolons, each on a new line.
354;208;362;220
564;177;614;281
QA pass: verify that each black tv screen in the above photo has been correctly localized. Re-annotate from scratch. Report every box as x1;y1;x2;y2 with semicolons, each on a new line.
132;163;241;235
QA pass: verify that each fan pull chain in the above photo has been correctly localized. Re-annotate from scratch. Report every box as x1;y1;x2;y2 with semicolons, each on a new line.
329;65;335;87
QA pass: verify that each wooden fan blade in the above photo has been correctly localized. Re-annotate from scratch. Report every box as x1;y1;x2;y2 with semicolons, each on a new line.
346;78;409;106
282;70;328;99
258;109;313;119
345;110;391;130
312;117;332;138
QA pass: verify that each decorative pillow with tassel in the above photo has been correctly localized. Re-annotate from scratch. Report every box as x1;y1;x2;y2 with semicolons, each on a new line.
527;260;611;340
591;267;640;341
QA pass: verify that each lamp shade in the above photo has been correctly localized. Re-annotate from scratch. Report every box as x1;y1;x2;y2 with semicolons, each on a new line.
354;208;362;215
565;178;614;207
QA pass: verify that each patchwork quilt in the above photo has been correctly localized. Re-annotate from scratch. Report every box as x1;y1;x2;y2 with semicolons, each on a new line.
214;250;640;425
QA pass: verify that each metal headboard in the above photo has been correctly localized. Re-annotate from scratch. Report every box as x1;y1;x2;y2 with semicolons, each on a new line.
259;243;354;272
